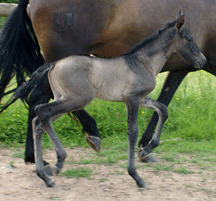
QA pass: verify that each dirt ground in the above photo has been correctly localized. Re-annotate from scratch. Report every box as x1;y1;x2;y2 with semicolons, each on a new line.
0;147;215;201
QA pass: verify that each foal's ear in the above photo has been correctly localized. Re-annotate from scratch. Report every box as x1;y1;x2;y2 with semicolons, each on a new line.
175;15;185;30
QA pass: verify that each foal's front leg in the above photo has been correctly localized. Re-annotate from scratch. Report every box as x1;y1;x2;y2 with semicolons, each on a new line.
125;96;146;188
138;71;187;162
138;97;168;162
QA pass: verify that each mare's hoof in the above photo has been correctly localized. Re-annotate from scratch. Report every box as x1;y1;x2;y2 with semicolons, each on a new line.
47;181;57;188
45;164;53;176
138;149;158;163
85;135;101;153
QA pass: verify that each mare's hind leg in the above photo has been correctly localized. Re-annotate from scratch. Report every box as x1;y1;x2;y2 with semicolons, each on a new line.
138;96;168;162
73;110;101;153
125;96;146;188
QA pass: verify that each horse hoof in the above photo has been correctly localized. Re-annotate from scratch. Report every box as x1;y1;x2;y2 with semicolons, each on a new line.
137;179;147;188
45;164;53;176
138;182;147;188
138;149;158;163
85;135;101;153
47;181;57;188
25;161;31;165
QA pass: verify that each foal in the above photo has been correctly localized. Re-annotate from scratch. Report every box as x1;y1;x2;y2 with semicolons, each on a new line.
32;13;205;187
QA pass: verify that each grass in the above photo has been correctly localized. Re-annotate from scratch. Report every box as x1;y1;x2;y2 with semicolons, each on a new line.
0;17;7;30
174;167;194;175
9;161;15;168
0;0;18;3
60;167;93;179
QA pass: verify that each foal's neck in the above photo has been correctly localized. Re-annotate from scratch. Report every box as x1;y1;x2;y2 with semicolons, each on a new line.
133;29;176;76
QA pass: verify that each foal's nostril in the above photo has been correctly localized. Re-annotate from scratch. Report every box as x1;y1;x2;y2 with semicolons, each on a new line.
203;57;206;65
200;53;206;67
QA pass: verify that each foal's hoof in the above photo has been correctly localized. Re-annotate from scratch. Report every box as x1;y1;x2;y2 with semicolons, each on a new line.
137;180;147;188
47;181;57;188
138;149;158;163
85;135;101;153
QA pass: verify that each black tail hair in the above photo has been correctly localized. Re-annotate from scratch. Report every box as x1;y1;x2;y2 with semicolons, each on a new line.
0;0;44;109
0;63;52;113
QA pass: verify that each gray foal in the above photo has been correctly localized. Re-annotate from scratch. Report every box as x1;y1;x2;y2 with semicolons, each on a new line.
32;13;206;187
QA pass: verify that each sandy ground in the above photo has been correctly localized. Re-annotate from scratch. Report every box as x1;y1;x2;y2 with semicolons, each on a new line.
0;147;215;201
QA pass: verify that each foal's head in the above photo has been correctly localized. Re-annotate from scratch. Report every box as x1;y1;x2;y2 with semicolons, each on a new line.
171;12;206;69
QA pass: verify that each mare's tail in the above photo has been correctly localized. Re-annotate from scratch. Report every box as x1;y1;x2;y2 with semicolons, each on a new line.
0;63;52;113
0;0;44;109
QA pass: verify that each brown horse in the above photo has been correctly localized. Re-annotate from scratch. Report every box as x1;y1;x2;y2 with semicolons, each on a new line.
0;0;216;165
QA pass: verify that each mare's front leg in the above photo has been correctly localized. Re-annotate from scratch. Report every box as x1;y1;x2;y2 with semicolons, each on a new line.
138;71;187;162
125;96;146;188
138;97;168;162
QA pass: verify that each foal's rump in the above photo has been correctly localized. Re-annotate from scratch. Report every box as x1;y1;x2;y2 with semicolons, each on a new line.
48;56;95;106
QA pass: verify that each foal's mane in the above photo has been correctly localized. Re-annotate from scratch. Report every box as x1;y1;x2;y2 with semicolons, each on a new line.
123;20;177;56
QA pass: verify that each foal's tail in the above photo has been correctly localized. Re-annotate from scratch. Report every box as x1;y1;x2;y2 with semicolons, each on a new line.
0;63;52;113
0;0;44;108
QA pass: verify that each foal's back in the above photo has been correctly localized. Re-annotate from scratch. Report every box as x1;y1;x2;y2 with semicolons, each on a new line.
49;55;154;102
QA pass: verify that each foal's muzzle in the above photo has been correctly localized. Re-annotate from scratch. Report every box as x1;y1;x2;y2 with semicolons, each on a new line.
194;53;206;69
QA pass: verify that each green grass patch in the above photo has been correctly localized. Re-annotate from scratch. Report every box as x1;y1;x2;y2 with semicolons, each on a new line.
153;163;174;171
9;161;15;168
162;153;177;162
174;167;194;175
12;150;24;159
61;167;93;179
0;17;7;30
0;0;18;3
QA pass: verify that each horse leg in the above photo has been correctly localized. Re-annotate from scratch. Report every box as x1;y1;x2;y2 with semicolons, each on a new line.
72;110;101;152
138;70;188;162
25;75;54;175
125;96;146;188
32;116;56;187
34;87;94;187
138;97;168;162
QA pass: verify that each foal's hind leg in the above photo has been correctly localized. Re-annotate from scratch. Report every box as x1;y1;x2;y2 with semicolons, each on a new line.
138;97;168;162
25;75;53;175
32;116;56;187
34;94;94;187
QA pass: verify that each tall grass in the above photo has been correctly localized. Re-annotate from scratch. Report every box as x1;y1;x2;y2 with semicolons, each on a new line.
0;17;7;29
0;0;18;3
